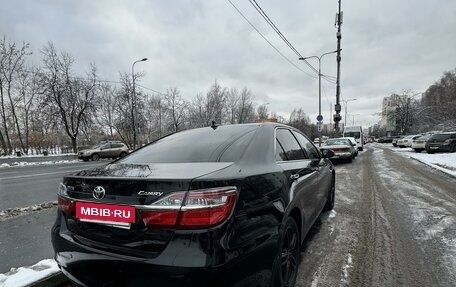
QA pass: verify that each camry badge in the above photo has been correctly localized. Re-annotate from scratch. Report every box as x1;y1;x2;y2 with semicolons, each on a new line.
93;186;106;200
138;191;163;196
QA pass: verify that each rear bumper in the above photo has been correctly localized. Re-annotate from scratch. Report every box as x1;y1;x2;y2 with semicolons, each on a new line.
426;145;452;152
331;152;352;159
52;212;277;287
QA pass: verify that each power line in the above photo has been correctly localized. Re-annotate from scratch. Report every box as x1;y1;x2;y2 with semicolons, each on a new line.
136;84;165;95
227;0;318;79
18;67;165;95
248;0;319;74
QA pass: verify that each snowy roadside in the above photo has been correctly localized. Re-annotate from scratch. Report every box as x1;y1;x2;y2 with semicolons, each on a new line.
0;153;75;159
0;160;80;169
377;144;456;177
0;259;61;287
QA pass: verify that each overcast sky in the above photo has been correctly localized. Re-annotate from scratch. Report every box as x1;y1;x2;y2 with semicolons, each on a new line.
1;0;455;127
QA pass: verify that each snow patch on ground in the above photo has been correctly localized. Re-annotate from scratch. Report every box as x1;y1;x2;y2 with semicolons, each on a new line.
0;160;79;169
329;210;337;218
341;253;353;284
0;153;75;159
0;259;60;287
0;201;57;221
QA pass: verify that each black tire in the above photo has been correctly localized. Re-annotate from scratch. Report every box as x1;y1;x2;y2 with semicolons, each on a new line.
82;158;89;162
272;218;300;287
91;153;100;161
324;175;335;212
414;148;422;153
346;157;352;163
426;148;434;154
119;151;127;158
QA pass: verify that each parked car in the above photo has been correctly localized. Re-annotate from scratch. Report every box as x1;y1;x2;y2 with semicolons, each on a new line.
78;141;129;161
341;137;359;156
397;135;421;148
52;123;336;287
391;136;402;147
320;138;356;163
377;137;394;143
425;132;456;153
411;135;431;153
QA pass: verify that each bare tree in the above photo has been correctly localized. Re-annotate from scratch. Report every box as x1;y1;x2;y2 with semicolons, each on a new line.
17;67;41;154
387;91;421;135
226;87;240;124
0;37;31;154
421;68;456;130
256;104;270;120
165;87;187;132
236;87;255;123
287;108;318;139
96;83;117;138
145;94;167;141
40;42;98;153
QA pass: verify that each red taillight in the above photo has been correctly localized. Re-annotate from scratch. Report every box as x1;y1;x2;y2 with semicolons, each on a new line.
443;139;451;145
58;195;75;215
141;210;180;228
139;187;237;230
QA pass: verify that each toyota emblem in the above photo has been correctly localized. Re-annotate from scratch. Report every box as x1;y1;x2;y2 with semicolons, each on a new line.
93;186;106;200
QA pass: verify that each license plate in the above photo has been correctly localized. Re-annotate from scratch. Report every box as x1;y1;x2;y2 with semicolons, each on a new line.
76;202;136;224
430;147;439;149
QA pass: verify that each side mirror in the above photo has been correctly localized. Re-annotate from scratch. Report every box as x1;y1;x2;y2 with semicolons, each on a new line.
352;143;356;146
321;149;335;158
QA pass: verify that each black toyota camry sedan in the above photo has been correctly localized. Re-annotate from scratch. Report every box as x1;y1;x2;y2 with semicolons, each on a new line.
52;123;335;287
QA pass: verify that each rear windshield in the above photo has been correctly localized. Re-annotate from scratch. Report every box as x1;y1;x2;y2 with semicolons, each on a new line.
325;139;350;146
430;134;454;140
344;132;360;139
119;125;258;163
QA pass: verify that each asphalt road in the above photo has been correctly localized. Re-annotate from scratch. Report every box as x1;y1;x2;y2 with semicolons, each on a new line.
296;144;456;287
1;147;456;287
0;161;106;211
0;161;106;273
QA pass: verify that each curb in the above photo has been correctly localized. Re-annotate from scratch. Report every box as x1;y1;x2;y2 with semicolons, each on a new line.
409;157;456;179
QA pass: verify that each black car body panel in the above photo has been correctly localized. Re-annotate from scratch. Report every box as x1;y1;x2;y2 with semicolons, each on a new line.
52;123;335;287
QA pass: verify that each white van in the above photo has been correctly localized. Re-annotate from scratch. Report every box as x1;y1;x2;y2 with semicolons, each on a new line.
343;126;364;151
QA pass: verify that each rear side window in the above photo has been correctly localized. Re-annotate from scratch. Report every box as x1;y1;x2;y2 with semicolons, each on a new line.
292;131;320;159
276;129;305;161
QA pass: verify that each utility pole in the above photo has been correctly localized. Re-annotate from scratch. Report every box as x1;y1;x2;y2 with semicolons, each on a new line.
330;101;333;133
334;0;343;134
131;58;148;150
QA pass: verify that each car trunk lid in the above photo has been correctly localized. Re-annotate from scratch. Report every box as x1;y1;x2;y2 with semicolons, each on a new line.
59;162;233;257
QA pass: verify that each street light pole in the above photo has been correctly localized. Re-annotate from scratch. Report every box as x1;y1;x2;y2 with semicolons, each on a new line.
299;50;339;147
131;58;148;150
343;98;357;127
350;113;360;125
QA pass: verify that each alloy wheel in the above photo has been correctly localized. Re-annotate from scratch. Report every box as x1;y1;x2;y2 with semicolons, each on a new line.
279;221;299;287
